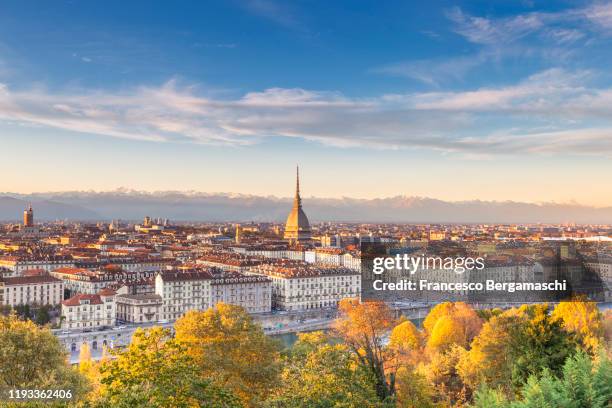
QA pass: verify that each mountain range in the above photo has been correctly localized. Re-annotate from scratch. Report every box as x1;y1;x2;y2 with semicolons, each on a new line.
1;191;611;224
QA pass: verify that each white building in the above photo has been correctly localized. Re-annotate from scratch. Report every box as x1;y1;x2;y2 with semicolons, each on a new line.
0;256;74;277
116;294;163;323
155;269;272;321
61;289;116;330
0;275;64;307
155;271;213;322
249;262;361;311
210;272;271;313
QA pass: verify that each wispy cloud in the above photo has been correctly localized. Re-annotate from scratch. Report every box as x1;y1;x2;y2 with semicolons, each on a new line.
240;0;305;31
375;3;609;85
584;2;612;29
446;6;546;45
372;54;485;86
1;68;612;157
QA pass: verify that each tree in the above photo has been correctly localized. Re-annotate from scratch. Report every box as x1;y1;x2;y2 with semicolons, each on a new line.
395;366;437;408
427;315;467;352
459;304;578;396
419;344;470;406
552;299;603;353
35;305;52;326
389;320;422;352
457;313;518;395
507;304;578;388
423;302;482;352
388;319;423;367
78;343;104;402
333;299;398;401
94;326;240;408
470;387;510;408
174;303;280;407
0;313;88;402
267;333;382;408
470;351;612;408
604;310;612;349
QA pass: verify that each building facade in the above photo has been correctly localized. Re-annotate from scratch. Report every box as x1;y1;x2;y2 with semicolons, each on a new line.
0;275;64;307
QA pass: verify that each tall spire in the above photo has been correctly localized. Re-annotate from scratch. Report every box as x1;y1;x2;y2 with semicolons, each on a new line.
294;165;302;207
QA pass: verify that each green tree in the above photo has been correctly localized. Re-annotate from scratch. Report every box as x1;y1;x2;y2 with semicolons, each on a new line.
268;333;382;408
507;304;578;388
470;351;612;408
35;305;51;325
459;304;578;395
0;313;88;404
174;303;280;407
470;386;510;408
94;326;240;408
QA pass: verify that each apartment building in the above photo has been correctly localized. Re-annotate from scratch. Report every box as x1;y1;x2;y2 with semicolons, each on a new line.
116;293;163;323
0;275;64;307
61;288;116;329
249;261;361;311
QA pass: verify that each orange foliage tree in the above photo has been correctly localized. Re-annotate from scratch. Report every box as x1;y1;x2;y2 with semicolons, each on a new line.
332;298;398;401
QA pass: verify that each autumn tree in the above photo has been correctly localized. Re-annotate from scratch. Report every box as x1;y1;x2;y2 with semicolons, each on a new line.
457;312;517;395
174;303;280;407
459;304;578;395
389;319;422;355
387;319;424;373
427;315;467;352
395;366;437;408
0;313;89;403
94;326;240;408
419;344;470;406
604;310;612;349
423;302;483;352
552;298;603;353
332;298;398;401
267;332;382;408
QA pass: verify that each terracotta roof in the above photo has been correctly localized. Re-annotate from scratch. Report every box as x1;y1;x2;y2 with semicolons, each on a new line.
1;275;62;285
62;294;102;306
98;288;116;296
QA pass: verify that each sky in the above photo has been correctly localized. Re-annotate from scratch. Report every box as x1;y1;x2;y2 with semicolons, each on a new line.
1;0;612;206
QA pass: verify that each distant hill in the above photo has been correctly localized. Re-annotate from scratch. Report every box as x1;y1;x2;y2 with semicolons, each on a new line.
0;196;101;221
1;191;611;224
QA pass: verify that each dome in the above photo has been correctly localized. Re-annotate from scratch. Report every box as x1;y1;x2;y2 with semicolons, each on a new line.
284;166;311;242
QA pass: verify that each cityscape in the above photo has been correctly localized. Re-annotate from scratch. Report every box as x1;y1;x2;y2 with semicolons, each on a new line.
1;0;612;407
1;167;611;406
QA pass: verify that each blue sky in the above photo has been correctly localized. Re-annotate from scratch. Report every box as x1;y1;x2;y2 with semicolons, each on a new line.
1;0;611;205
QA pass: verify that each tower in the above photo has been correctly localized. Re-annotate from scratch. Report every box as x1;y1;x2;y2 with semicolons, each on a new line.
235;224;242;244
283;166;311;243
23;204;34;227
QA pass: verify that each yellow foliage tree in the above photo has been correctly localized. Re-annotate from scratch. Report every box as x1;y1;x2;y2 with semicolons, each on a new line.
423;302;483;349
552;298;603;353
418;344;469;406
174;303;280;407
456;313;518;395
427;315;467;352
78;343;102;401
95;326;240;407
395;366;437;408
390;320;422;351
0;313;89;402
